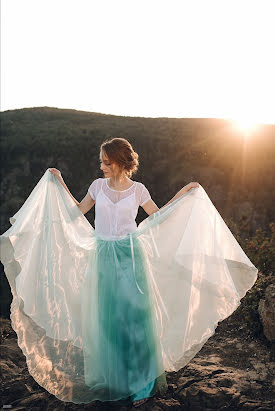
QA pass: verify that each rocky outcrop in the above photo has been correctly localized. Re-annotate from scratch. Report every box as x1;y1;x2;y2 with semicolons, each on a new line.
0;314;273;410
258;283;275;343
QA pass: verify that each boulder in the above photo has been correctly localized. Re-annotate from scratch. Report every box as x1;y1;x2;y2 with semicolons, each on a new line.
258;283;275;342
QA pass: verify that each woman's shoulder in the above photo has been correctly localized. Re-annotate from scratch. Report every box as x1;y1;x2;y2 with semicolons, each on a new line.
134;180;150;190
88;178;105;199
133;180;145;187
89;177;104;185
132;180;147;192
133;181;151;195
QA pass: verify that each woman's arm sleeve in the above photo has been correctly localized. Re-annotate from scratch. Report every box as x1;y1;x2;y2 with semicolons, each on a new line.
140;184;152;206
87;179;98;200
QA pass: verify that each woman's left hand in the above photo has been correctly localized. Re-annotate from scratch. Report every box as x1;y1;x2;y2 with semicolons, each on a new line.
49;168;64;185
186;182;200;191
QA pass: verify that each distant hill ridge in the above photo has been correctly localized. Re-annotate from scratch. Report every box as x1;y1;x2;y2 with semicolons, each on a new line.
0;107;274;236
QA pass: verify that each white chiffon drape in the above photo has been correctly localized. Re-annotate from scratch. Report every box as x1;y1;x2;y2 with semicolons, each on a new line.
0;169;258;403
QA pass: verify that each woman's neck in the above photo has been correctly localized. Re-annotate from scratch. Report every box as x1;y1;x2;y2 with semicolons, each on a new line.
108;174;131;190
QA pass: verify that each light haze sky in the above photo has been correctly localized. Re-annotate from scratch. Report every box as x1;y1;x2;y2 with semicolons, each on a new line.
1;0;275;124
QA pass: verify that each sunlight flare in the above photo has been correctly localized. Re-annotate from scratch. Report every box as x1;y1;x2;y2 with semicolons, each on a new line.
232;118;260;137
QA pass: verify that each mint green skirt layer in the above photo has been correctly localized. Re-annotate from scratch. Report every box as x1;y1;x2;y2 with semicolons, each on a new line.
81;235;167;400
0;170;258;404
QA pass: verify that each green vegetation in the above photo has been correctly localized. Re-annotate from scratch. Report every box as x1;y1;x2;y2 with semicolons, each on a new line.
0;107;274;336
229;222;274;337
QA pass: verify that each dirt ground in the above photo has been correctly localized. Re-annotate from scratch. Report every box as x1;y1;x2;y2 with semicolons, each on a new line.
0;310;274;411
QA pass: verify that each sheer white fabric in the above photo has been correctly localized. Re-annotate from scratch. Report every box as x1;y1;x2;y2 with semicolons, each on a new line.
88;177;151;237
0;169;258;404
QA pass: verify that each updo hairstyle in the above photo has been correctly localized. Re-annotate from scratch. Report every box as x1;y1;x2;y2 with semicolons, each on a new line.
100;138;139;178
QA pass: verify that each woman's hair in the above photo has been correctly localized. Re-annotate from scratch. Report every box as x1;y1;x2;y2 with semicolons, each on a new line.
100;137;139;178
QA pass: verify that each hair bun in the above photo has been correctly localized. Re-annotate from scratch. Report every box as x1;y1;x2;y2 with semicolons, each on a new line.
100;138;139;178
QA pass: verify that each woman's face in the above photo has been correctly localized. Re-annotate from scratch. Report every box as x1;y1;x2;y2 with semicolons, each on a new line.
99;149;123;178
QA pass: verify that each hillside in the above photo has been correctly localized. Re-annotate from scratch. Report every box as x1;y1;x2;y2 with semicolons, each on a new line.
0;107;274;410
1;106;274;235
0;107;274;318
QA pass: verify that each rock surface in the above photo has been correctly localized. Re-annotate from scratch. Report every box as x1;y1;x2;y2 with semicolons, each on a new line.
0;311;274;411
258;283;275;343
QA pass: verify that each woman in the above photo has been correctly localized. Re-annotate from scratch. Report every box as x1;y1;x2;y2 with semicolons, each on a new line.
0;137;258;407
50;137;199;407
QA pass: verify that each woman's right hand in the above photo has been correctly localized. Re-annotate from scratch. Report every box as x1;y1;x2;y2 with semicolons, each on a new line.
185;182;199;192
49;168;64;184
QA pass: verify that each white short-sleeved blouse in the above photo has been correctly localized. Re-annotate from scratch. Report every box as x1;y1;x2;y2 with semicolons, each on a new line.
87;177;151;237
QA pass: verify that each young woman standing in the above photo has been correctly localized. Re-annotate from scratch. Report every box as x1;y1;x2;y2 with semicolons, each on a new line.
49;137;199;407
0;138;258;407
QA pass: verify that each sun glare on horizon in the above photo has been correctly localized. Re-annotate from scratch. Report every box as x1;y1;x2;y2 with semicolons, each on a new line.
232;118;260;137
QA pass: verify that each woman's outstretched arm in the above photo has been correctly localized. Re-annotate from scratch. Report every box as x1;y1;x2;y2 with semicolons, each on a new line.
49;168;95;215
142;182;199;216
162;181;199;207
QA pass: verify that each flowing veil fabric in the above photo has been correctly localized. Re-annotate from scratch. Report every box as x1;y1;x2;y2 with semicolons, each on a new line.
0;169;258;403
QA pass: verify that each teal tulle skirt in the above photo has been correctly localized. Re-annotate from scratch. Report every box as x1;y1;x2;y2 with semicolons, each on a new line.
81;235;167;401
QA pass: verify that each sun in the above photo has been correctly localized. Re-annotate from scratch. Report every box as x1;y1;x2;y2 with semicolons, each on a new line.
232;118;260;137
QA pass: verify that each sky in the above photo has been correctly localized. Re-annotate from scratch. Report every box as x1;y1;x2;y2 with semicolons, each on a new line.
1;0;275;124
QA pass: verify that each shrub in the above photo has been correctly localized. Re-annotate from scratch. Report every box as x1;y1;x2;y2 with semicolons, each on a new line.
233;222;274;337
243;222;275;276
